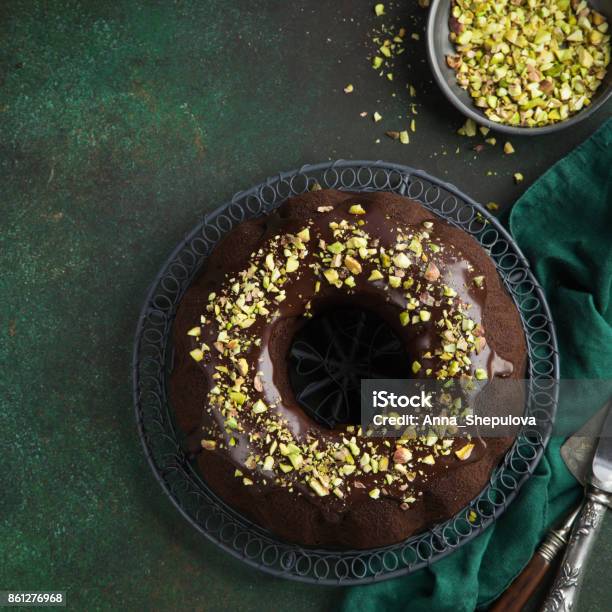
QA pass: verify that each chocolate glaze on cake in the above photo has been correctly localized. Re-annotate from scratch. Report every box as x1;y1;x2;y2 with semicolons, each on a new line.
169;189;527;549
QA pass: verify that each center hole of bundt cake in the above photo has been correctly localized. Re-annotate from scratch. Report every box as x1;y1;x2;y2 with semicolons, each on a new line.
288;307;409;429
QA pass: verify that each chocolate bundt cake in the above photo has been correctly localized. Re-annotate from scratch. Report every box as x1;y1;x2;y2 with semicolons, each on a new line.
169;189;526;549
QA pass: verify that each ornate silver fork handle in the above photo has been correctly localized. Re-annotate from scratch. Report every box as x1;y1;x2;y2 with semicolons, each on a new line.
542;485;610;612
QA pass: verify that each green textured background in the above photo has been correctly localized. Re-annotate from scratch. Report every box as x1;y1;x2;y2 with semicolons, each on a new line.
1;1;610;610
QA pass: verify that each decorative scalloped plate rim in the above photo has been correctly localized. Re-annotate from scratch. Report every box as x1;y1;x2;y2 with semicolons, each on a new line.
132;160;559;585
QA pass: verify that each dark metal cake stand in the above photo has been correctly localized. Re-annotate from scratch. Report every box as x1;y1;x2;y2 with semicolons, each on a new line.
132;160;559;584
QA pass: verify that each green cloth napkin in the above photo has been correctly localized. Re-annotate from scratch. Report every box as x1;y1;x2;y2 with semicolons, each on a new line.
342;118;612;612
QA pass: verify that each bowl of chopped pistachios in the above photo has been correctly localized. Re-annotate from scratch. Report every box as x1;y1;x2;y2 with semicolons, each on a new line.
426;0;611;134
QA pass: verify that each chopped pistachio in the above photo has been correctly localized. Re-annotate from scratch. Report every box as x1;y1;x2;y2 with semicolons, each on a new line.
419;310;431;322
237;358;249;376
345;255;362;275
455;443;475;461
393;252;411;269
285;257;299;273
252;399;268;414
265;253;275;271
349;236;367;249
297;228;310;241
374;3;385;17
288;452;303;470
578;47;594;68
369;488;381;499
503;142;515;155
458;118;477;137
349;204;366;215
399;130;410;144
408;238;422;256
389;275;401;288
372;56;383;69
421;454;436;465
486;202;499;212
373;112;383;123
424;262;439;281
472;276;485;288
187;326;201;336
462;318;475;332
201;439;216;451
229;390;246;405
323;268;339;283
190;348;204;362
368;269;384;281
393;447;412;464
343;84;354;94
342;464;356;476
513;172;524;184
475;368;488;381
412;360;421;374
